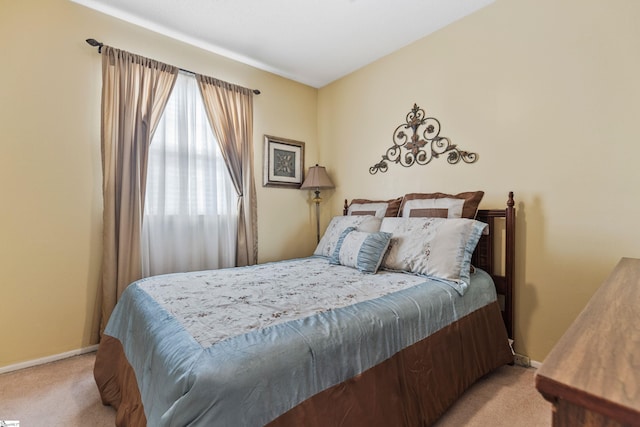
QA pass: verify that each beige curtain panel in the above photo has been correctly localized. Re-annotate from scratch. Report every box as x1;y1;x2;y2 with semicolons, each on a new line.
197;75;258;267
100;46;178;333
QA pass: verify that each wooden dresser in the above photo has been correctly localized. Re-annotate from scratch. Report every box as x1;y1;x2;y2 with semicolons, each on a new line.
535;257;640;427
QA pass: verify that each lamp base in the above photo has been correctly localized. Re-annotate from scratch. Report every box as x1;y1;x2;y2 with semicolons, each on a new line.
314;200;321;243
314;190;322;243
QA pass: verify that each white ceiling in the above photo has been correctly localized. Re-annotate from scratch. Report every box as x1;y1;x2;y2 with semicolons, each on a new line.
73;0;494;88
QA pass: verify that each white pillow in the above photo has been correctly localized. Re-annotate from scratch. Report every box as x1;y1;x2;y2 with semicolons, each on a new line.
380;217;487;295
314;216;382;257
400;197;465;218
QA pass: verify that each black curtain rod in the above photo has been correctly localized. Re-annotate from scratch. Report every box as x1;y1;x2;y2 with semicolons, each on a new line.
85;38;261;95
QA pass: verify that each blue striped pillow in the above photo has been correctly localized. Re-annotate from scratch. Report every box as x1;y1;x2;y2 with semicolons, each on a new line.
329;228;392;273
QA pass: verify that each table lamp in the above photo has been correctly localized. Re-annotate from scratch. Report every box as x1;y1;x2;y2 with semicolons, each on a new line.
300;164;335;243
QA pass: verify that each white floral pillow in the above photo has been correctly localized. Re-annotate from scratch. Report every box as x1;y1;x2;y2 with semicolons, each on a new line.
314;216;382;257
380;217;488;295
329;228;392;273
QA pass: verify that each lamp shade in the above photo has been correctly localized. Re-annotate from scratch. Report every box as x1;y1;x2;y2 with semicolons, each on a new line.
300;164;334;190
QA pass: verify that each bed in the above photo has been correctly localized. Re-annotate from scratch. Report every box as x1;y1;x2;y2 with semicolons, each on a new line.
94;191;516;426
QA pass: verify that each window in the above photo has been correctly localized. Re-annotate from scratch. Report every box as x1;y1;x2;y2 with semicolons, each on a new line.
141;72;238;276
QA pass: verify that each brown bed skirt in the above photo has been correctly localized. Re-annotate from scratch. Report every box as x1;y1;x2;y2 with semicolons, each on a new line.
94;300;512;427
94;334;147;426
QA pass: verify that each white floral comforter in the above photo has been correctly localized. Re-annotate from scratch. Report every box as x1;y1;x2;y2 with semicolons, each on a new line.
139;257;428;348
105;256;498;426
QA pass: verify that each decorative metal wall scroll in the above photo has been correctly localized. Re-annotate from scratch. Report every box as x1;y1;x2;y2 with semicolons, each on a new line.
369;104;478;174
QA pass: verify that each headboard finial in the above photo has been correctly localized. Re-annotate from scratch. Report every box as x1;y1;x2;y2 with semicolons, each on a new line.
507;191;515;208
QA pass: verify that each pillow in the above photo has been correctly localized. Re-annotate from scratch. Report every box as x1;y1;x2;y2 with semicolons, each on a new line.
329;228;392;273
314;215;382;257
401;197;465;218
380;217;488;295
399;191;484;219
347;197;403;217
347;202;389;218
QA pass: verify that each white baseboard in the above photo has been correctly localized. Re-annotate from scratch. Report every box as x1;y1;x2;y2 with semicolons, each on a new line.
530;359;543;369
0;345;99;375
513;350;543;369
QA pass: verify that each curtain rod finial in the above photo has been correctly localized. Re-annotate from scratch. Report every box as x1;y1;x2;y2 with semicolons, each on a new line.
86;38;104;53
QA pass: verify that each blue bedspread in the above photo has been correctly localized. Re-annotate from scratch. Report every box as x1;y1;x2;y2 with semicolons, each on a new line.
104;257;498;426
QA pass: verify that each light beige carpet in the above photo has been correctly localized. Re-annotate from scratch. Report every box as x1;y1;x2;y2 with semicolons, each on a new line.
0;353;550;426
435;364;551;427
0;353;115;426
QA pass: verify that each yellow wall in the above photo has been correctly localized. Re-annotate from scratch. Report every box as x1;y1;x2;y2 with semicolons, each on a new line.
0;0;317;368
318;0;640;361
3;0;639;369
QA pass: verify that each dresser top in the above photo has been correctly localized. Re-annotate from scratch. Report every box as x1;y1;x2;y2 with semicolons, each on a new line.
535;257;640;425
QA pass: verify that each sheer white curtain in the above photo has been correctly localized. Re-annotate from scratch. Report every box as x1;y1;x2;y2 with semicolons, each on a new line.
142;72;238;276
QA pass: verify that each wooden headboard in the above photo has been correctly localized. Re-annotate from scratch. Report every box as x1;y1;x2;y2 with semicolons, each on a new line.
342;191;515;339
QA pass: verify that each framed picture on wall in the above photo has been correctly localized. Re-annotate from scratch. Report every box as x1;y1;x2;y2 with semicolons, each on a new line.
263;135;305;188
